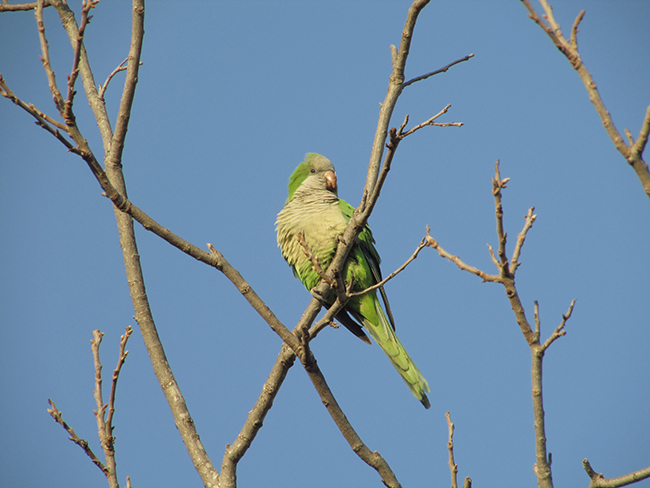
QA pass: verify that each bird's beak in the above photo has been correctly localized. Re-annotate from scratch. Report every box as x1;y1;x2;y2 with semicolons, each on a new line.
324;171;337;191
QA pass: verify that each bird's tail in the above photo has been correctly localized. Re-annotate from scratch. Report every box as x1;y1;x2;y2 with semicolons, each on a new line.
357;297;430;409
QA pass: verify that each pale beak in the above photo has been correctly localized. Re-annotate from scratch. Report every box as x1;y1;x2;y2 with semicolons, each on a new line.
324;171;337;191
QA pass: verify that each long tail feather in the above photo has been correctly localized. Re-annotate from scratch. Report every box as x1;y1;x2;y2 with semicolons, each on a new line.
353;298;430;409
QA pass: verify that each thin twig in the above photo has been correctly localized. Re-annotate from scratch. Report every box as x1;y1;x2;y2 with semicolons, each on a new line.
403;53;475;87
540;299;575;352
296;231;333;286
349;237;428;297
65;0;97;119
207;243;302;356
98;58;128;100
0;77;75;150
583;459;650;488
35;0;65;114
509;206;537;275
492;160;510;271
90;330;119;488
446;412;459;488
105;326;133;432
521;0;650;199
0;0;54;11
47;399;108;474
425;226;502;283
398;104;462;138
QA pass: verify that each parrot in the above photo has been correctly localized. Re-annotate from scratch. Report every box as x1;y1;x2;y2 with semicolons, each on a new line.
276;153;430;408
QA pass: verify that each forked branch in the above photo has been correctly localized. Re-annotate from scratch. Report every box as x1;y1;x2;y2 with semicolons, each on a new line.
426;161;577;488
583;459;650;488
48;328;133;488
521;0;650;200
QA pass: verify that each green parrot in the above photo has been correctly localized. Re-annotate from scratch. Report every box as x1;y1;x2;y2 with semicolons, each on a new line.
276;153;430;408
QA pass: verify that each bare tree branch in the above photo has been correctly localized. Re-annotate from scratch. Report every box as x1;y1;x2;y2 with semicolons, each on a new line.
520;0;650;200
540;300;575;352
106;326;133;435
0;77;76;150
35;0;65;114
98;58;139;101
426;162;580;488
360;0;431;208
446;412;459;488
349;237;428;297
583;460;650;488
295;231;334;286
531;299;576;488
403;52;475;87
91;330;119;488
47;399;108;475
207;243;303;356
41;2;221;485
48;328;133;488
398;104;463;137
425;226;502;283
0;0;53;11
5;1;448;486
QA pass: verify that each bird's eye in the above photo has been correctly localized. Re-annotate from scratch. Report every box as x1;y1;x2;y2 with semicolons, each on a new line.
310;169;316;174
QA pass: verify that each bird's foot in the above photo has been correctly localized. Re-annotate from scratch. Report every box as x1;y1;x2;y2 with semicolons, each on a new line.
309;287;329;305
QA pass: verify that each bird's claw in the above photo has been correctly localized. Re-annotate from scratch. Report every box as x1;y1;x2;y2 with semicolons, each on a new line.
309;287;328;305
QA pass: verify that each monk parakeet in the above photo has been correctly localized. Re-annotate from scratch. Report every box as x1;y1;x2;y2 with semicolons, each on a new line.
276;153;430;408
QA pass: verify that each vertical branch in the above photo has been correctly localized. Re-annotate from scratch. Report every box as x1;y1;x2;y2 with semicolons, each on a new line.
427;166;577;488
492;160;510;269
446;412;459;488
105;326;133;435
52;1;219;485
531;343;552;488
54;1;114;151
90;330;120;488
361;0;431;207
34;0;65;113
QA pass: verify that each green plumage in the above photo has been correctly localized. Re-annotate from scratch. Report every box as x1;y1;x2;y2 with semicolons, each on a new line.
276;153;430;408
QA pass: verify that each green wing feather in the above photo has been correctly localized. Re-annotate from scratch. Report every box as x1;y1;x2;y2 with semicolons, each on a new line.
339;199;396;330
338;199;430;408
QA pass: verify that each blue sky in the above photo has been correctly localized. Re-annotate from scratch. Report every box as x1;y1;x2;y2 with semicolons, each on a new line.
1;1;648;487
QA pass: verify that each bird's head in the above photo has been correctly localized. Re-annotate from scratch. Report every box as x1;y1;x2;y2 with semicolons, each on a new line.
286;153;338;202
